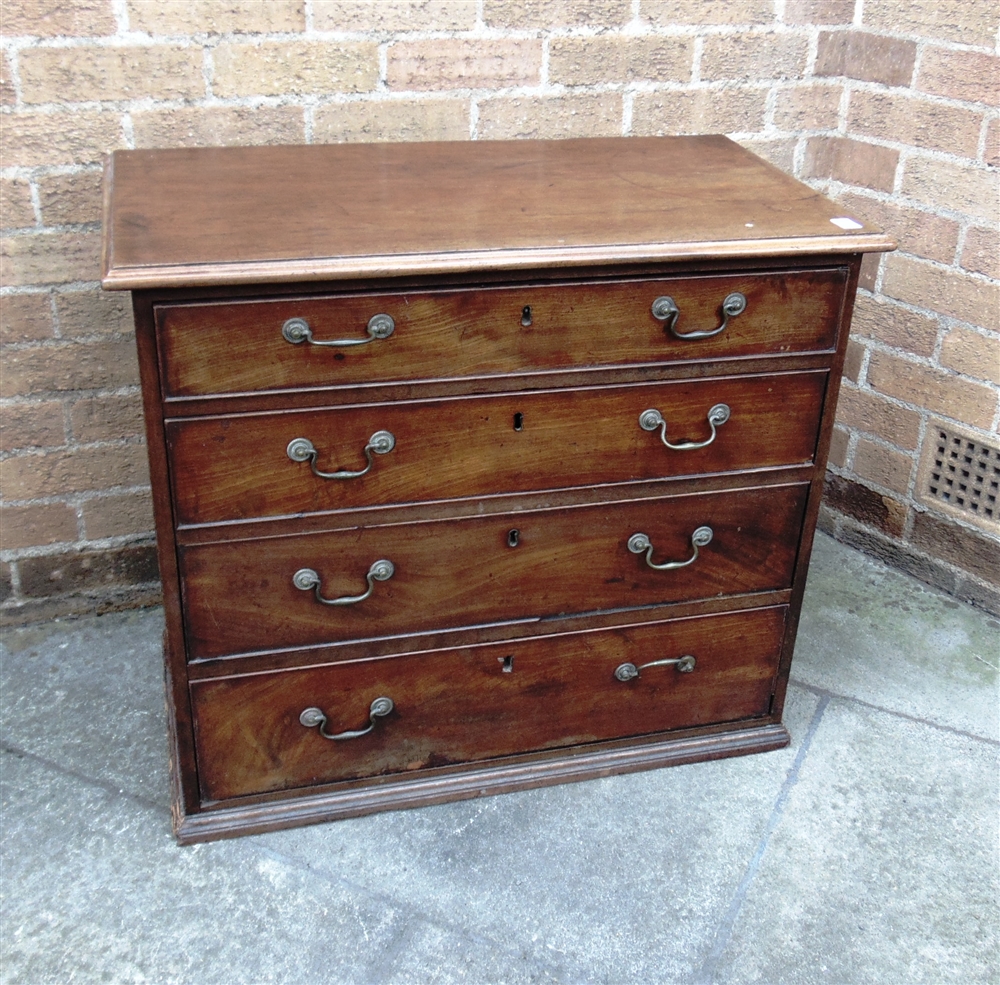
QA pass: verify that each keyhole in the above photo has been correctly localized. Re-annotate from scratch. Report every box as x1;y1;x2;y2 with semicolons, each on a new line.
521;305;532;327
499;655;514;673
513;412;523;431
507;528;520;547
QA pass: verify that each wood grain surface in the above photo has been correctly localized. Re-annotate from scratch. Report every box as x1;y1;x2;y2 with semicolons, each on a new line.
179;483;808;660
190;605;786;801
155;268;846;397
102;137;894;289
166;372;826;525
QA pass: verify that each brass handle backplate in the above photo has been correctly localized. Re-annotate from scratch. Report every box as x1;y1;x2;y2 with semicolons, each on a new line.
293;559;394;606
299;697;394;741
287;430;395;480
282;314;395;348
628;526;713;571
651;292;746;340
639;404;730;451
615;655;697;681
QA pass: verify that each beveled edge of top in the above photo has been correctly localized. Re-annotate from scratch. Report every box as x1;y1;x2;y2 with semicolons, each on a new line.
101;138;896;291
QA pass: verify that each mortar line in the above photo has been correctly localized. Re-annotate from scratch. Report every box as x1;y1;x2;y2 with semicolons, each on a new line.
252;843;573;982
788;679;999;746
0;739;167;813
693;694;830;985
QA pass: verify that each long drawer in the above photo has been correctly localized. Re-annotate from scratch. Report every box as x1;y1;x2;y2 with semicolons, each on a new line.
166;372;825;525
156;269;846;397
190;605;787;802
179;483;808;660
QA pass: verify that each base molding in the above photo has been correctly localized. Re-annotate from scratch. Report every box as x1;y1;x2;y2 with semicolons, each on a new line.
174;722;790;844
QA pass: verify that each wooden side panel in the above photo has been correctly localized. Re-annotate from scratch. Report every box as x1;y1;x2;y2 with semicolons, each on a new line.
191;606;787;802
179;483;808;659
156;269;846;396
166;372;826;524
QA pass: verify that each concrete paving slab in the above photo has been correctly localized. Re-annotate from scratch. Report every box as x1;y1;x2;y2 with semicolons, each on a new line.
708;698;1000;985
1;610;169;808
0;749;405;985
794;534;1000;740
256;690;822;984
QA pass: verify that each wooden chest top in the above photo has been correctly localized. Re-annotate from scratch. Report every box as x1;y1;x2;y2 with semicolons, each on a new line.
101;135;893;289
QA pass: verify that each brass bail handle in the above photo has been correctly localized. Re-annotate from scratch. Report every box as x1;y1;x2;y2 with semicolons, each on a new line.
293;559;394;606
287;430;395;480
628;526;713;571
299;697;394;741
282;313;395;348
639;404;730;451
615;655;697;681
651;292;747;340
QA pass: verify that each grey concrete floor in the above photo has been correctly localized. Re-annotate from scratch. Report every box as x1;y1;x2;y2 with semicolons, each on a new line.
1;532;997;985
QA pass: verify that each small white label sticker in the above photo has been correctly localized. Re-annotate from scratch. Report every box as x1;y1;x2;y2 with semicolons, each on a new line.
830;216;864;230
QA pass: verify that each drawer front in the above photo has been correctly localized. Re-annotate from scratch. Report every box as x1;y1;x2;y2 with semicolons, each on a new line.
191;606;787;801
157;269;846;397
180;483;808;660
167;372;825;525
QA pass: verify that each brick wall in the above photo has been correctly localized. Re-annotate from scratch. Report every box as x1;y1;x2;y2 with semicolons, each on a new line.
1;0;998;622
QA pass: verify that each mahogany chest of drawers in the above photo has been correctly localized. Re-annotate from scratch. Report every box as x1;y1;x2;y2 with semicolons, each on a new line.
102;136;893;843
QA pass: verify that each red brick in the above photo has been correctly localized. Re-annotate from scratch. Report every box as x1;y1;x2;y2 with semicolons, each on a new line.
313;100;469;144
848;91;982;158
0;444;150;500
843;339;865;382
483;0;630;28
36;171;103;226
0;400;66;451
858;253;879;292
640;0;774;25
128;0;305;33
0;340;140;397
837;191;959;266
911;512;1000;586
17;545;160;599
0;293;54;343
0;231;102;286
986;118;1000;169
961;227;999;279
815;31;916;87
782;0;854;24
632;88;768;136
81;491;154;540
478;94;622;140
740;138;797;173
829;426;849;467
701;32;809;81
0;111;123;167
823;473;907;537
849;293;939;358
867;350;997;429
917;47;1000;107
388;39;541;91
70;394;145;443
549;37;692;85
772;84;842;131
863;0;998;47
901;157;998;225
835;384;922;450
132;105;306;149
1;179;36;228
1;1;115;37
882;255;1000;331
804;136;898;192
55;291;133;339
939;328;1000;386
853;438;914;495
19;45;203;105
0;504;78;550
1;51;15;106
